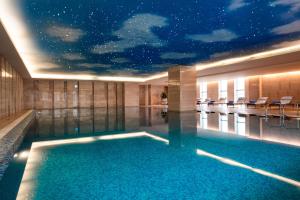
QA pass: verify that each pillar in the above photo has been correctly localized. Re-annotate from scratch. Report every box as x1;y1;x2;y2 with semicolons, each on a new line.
168;66;197;111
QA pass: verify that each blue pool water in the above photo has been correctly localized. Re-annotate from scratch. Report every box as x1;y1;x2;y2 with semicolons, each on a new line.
1;108;300;199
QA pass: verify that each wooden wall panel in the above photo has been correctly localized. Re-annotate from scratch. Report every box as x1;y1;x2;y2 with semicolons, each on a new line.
262;74;300;101
0;57;3;118
107;82;117;107
53;80;66;109
116;82;124;107
94;82;107;107
207;82;218;101
227;80;234;101
5;60;9;115
79;81;93;108
0;55;24;119
23;79;34;109
66;80;78;108
124;83;139;107
35;80;53;109
246;77;260;101
168;67;196;111
139;85;147;106
150;85;165;105
24;80;132;110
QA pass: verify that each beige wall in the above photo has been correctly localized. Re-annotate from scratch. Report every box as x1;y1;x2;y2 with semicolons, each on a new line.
227;80;234;101
0;56;24;119
261;74;300;100
139;85;150;106
207;82;218;101
24;80;127;109
150;85;166;105
124;83;139;107
168;67;196;111
245;77;260;101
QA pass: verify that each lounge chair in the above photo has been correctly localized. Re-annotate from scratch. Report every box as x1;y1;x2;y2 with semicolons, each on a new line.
268;99;281;109
247;97;269;108
196;98;201;105
227;97;247;107
248;97;269;117
246;99;257;108
213;97;227;106
197;98;210;105
227;100;234;107
198;98;215;107
278;96;293;116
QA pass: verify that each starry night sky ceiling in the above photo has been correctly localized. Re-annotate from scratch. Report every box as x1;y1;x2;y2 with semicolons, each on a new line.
13;0;300;77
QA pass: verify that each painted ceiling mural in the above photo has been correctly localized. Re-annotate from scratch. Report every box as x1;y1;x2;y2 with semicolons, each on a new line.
2;0;300;78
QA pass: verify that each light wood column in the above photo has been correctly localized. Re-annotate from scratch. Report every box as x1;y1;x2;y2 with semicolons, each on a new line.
168;66;196;111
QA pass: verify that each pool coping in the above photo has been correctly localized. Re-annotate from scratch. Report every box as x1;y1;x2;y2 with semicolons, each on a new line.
0;110;35;180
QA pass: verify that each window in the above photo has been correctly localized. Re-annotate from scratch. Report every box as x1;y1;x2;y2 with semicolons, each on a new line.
199;82;207;101
199;112;208;129
218;80;227;99
234;78;245;101
219;114;228;132
235;114;246;135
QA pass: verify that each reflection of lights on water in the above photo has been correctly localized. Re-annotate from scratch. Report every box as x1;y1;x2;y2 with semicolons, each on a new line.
14;151;30;160
20;151;29;159
196;149;300;188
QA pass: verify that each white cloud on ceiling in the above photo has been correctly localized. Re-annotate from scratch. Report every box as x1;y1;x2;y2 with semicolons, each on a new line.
271;0;300;13
271;20;300;34
111;57;130;63
77;63;111;68
186;29;238;43
46;25;86;42
160;52;197;59
62;53;85;60
91;13;168;54
228;0;248;11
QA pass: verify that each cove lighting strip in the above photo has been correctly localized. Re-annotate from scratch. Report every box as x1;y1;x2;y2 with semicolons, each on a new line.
2;1;300;82
196;149;300;188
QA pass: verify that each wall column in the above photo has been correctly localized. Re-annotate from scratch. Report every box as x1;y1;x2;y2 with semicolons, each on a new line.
168;66;196;111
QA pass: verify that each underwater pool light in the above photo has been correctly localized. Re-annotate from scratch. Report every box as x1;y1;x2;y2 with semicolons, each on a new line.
196;149;300;188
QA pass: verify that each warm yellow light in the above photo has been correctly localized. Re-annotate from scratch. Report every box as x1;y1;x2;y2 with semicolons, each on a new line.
2;0;300;82
195;44;300;71
196;149;300;188
144;132;169;144
34;73;145;82
32;132;145;148
144;72;168;81
31;132;168;149
19;151;30;159
261;70;300;78
248;136;300;148
1;70;12;78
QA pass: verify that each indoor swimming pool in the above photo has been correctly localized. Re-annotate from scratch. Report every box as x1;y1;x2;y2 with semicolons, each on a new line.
0;108;300;199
